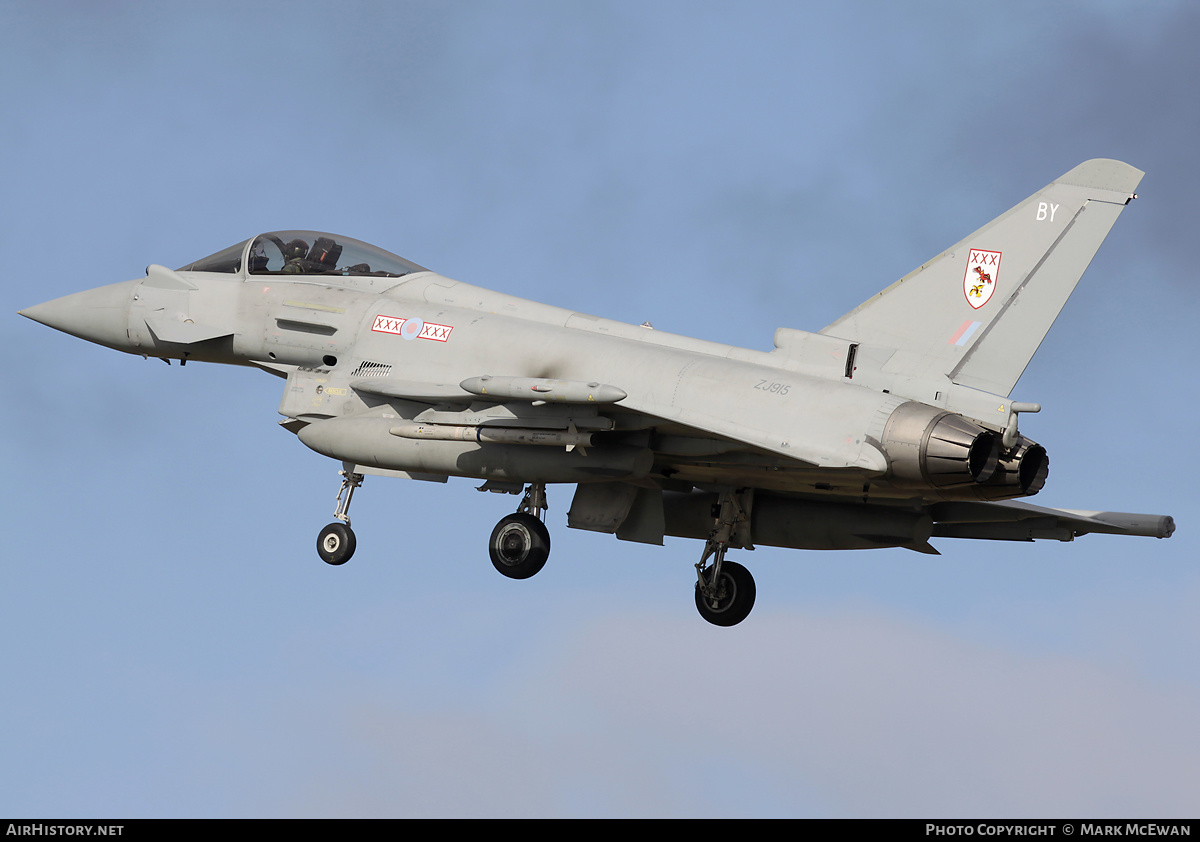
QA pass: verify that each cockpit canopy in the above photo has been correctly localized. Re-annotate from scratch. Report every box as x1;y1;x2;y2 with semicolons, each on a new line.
177;231;428;278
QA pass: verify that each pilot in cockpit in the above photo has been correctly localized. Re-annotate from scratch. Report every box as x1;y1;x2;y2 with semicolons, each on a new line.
281;239;311;274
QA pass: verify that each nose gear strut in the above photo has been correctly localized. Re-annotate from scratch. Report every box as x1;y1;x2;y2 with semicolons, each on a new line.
316;467;364;565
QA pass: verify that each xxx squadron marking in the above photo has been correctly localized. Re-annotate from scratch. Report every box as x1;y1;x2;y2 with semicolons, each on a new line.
372;314;454;342
964;249;1001;309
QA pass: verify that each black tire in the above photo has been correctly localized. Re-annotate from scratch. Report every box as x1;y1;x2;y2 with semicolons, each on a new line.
695;560;756;626
317;522;356;566
489;512;550;579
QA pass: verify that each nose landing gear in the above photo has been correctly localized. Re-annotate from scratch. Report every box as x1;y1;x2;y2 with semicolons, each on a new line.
316;468;363;566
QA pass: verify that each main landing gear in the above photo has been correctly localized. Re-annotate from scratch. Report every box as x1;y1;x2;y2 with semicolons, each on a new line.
483;483;759;625
317;469;362;566
488;483;551;579
694;488;757;627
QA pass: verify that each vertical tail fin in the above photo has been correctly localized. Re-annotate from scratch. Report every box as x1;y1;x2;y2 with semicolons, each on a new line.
820;159;1143;396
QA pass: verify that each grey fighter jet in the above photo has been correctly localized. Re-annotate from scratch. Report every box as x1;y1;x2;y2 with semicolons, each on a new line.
20;159;1174;626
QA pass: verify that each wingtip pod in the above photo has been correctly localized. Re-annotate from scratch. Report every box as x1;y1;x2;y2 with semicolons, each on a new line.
1163;515;1177;539
1055;158;1144;196
1072;510;1176;539
931;501;1175;541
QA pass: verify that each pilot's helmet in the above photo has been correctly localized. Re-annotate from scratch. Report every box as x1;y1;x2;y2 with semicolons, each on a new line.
283;239;309;261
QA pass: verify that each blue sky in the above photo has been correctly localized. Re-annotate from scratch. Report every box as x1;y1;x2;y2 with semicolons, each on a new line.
3;1;1198;817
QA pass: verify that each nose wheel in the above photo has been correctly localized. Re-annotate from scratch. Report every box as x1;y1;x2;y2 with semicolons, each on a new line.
316;468;362;566
318;521;356;565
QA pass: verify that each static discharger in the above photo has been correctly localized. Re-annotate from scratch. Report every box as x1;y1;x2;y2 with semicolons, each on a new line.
459;375;627;404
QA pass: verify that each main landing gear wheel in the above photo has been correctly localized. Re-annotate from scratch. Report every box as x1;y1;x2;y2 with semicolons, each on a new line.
318;522;356;566
695;560;756;627
489;512;550;579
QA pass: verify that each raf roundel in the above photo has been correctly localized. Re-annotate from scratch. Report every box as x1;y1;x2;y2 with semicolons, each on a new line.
400;318;424;340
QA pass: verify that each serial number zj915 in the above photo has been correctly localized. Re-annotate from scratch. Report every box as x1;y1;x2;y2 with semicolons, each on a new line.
753;379;790;396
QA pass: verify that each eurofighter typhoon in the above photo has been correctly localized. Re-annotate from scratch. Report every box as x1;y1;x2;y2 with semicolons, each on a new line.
20;160;1174;626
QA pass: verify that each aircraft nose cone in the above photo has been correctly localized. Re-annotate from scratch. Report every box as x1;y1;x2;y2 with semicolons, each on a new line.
19;279;140;351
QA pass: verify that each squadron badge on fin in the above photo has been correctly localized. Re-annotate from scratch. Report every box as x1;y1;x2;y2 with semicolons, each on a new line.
964;248;1001;309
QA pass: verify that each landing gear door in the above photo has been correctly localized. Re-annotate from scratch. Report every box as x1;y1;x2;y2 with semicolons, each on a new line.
279;368;355;421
